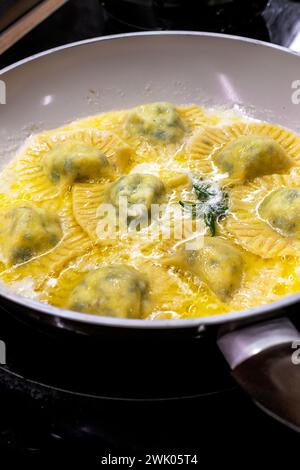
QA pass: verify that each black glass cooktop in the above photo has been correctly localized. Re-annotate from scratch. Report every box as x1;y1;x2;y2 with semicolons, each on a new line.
1;306;300;459
1;0;300;460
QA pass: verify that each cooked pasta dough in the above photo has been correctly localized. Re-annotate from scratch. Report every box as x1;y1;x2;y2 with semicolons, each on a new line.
258;188;300;238
0;102;300;319
165;237;244;301
109;173;165;219
0;195;92;290
68;264;148;318
42;140;110;184
126;102;186;143
0;205;62;266
11;128;132;202
214;135;290;182
187;122;300;184
223;174;300;258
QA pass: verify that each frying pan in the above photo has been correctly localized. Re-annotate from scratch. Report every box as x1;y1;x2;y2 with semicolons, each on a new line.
1;31;300;429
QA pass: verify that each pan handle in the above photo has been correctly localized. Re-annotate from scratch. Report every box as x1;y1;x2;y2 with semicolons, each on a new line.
218;317;300;430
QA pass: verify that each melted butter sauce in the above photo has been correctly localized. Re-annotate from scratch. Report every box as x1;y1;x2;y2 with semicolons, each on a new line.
0;103;300;320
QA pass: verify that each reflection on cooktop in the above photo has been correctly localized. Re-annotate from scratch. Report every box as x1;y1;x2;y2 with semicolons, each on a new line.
263;0;300;51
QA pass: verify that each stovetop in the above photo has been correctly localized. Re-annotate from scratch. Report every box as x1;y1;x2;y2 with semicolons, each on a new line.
1;0;300;459
1;0;300;69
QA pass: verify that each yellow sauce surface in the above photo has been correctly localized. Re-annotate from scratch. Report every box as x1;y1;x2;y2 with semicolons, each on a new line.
1;102;300;320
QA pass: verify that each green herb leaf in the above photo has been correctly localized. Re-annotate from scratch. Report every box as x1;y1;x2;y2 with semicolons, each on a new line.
179;179;228;236
193;182;214;201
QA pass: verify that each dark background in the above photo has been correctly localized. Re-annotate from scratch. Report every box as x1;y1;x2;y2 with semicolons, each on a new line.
2;0;300;69
1;0;105;68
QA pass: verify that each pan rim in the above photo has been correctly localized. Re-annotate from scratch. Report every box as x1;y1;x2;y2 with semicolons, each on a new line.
1;30;300;76
1;31;300;329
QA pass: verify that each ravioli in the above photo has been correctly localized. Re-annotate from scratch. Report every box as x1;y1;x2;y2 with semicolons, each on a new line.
109;173;165;220
223;174;300;258
0;205;62;266
0;195;92;290
214;135;290;182
72;174;167;243
42;140;110;184
258;188;300;238
187;122;300;184
103;103;212;164
71;104;208;140
13;128;132;201
44;249;200;319
126;102;186;143
165;237;244;302
68;264;148;318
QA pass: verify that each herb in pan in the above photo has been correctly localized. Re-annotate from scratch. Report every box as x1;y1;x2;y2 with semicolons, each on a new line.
179;179;228;236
